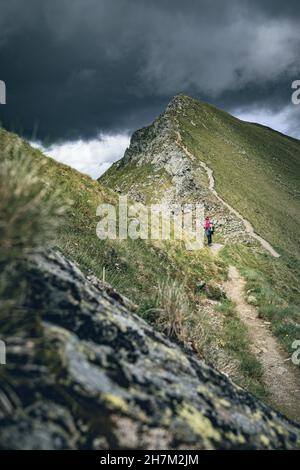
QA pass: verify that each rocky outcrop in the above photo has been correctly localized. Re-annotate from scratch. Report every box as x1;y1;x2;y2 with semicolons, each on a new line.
101;96;252;244
0;250;299;449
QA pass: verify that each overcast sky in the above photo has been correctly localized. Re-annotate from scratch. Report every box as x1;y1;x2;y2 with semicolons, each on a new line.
1;0;300;178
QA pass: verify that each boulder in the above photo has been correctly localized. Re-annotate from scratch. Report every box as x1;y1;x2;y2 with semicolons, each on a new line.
0;250;299;449
247;295;259;306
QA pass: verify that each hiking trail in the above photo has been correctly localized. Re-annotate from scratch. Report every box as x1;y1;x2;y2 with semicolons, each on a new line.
224;265;300;423
206;234;299;421
176;128;300;422
208;243;224;256
176;131;280;258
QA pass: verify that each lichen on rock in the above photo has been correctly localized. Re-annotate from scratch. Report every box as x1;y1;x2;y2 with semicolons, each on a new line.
0;249;299;449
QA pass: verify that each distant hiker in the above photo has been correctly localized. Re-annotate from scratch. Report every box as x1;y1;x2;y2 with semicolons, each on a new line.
204;216;214;246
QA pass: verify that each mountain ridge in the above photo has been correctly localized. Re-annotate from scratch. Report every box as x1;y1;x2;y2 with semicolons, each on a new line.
1;95;299;437
99;94;300;419
100;93;300;259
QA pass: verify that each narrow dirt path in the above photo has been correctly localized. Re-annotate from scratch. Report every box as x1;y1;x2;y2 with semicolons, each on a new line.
224;265;300;423
208;243;224;256
176;131;280;258
175;128;299;421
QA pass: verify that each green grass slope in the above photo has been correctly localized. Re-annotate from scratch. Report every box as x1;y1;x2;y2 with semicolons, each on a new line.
99;95;300;368
0;128;218;305
177;96;300;359
1;126;270;400
3;94;300;414
177;95;300;263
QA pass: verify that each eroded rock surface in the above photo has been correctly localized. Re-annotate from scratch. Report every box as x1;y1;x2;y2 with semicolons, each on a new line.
0;250;299;449
101;95;252;244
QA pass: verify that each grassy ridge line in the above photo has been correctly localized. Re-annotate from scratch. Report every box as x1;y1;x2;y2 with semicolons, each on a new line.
98;95;300;360
173;96;299;361
175;122;280;257
0;127;267;399
98;95;300;397
177;96;300;262
0;127;225;304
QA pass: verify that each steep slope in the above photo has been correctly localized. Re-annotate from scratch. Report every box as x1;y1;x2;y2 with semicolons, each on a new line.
99;96;300;294
2;129;300;449
0;102;299;426
1;249;300;450
176;96;300;262
176;130;280;258
224;265;300;421
101;98;251;245
100;94;300;261
0;126;265;397
99;95;300;419
1;127;248;387
0;127;221;306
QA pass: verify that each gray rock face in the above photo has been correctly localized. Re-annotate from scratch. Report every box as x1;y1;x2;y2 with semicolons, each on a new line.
108;96;251;244
0;250;299;449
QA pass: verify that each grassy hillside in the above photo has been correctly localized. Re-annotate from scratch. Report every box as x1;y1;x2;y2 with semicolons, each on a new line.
177;96;300;262
0;126;269;400
176;96;300;359
101;160;174;204
99;95;300;371
0;128;217;303
2;92;300;415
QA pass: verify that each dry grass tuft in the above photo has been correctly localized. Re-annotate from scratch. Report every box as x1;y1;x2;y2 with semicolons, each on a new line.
155;278;190;343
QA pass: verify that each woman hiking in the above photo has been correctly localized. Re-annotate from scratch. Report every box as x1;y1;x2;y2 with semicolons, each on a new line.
204;216;214;246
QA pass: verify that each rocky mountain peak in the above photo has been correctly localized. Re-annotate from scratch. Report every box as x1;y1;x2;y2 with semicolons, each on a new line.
101;95;250;243
165;93;195;113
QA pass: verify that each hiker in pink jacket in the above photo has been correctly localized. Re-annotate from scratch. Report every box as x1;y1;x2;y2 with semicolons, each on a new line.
204;216;214;246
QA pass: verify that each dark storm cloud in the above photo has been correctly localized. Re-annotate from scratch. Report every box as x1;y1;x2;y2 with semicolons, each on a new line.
0;0;300;142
